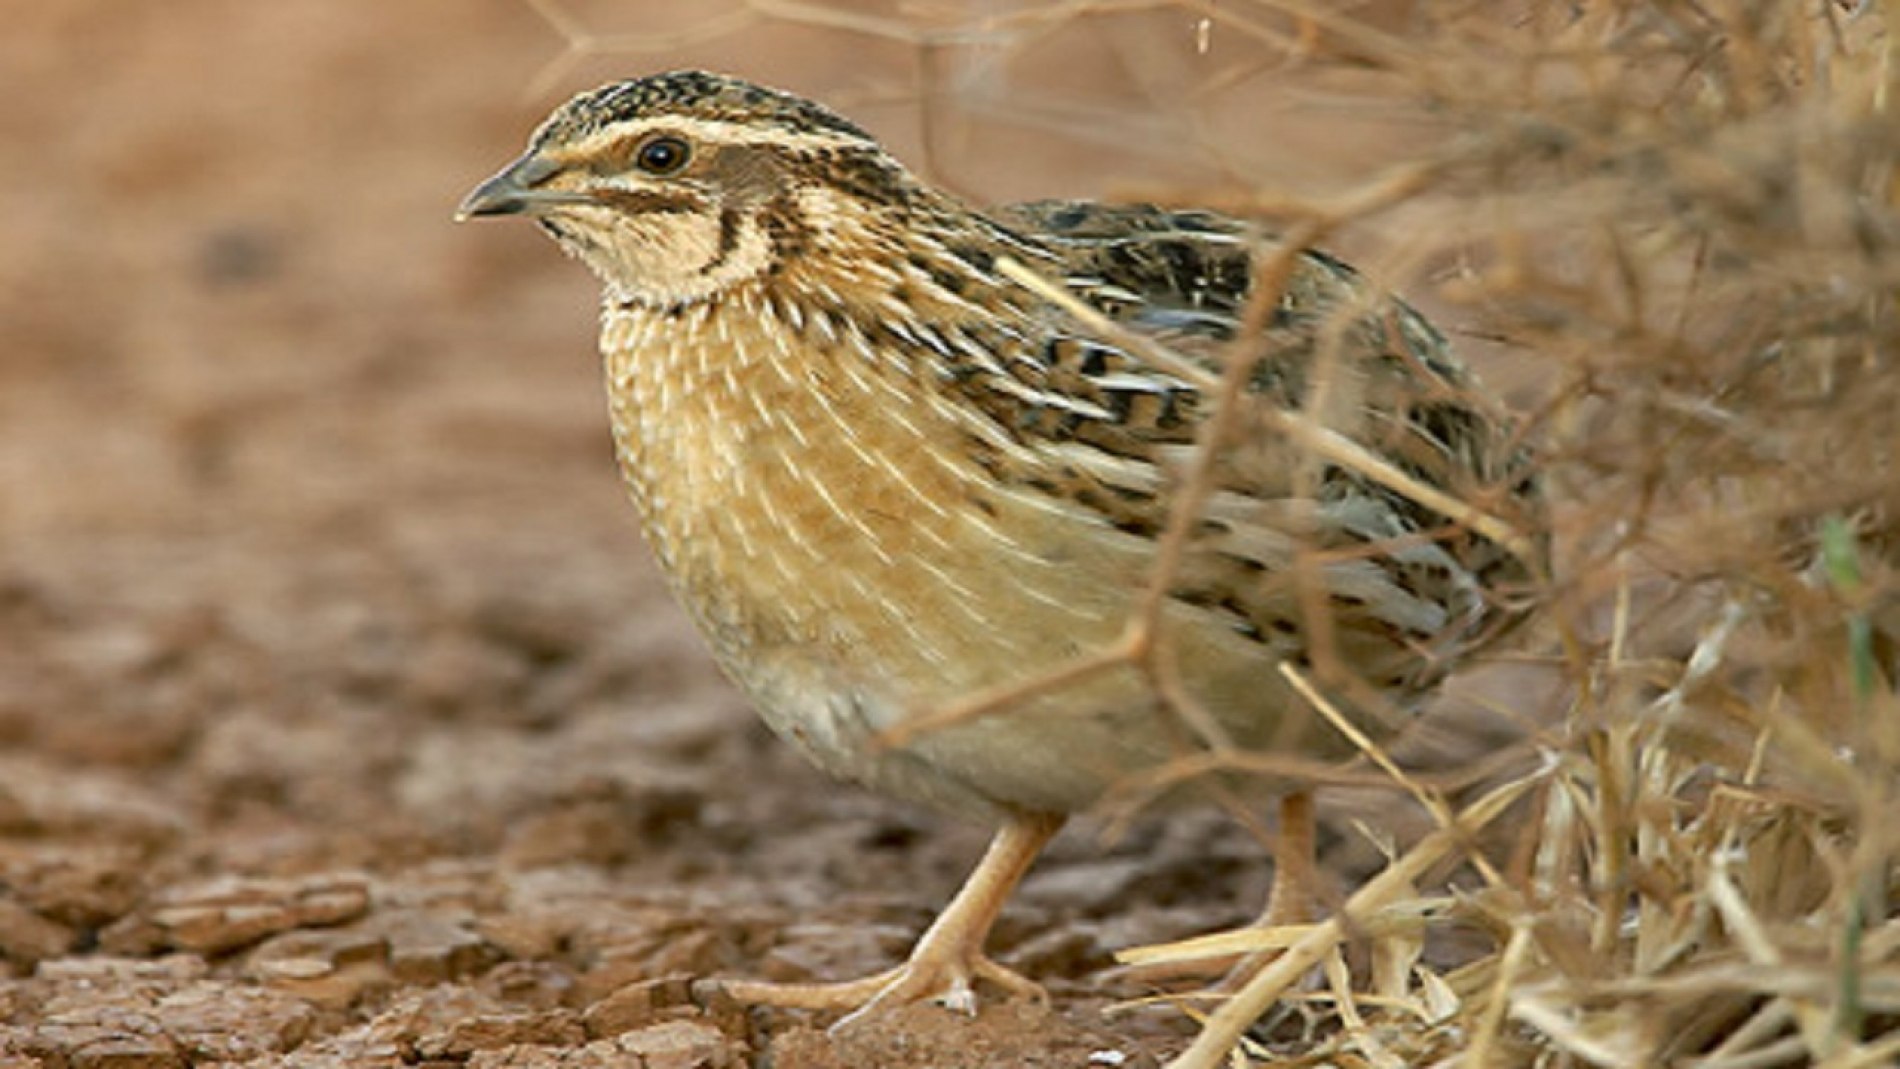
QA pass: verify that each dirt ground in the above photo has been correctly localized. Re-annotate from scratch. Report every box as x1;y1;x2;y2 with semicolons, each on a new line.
0;4;1517;1066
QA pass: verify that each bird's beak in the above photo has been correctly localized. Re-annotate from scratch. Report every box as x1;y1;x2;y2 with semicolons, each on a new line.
454;153;564;221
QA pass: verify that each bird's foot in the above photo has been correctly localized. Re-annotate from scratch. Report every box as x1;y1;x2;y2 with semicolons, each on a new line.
717;949;1046;1028
711;814;1062;1028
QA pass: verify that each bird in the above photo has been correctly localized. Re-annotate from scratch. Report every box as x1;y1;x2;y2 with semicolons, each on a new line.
457;70;1541;1021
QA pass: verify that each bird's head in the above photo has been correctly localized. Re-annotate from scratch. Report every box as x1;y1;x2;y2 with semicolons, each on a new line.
457;70;923;309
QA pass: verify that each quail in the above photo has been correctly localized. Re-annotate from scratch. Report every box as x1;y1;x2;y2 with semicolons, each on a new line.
458;70;1540;1019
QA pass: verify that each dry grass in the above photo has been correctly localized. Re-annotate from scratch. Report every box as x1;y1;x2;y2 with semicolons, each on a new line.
538;1;1900;1065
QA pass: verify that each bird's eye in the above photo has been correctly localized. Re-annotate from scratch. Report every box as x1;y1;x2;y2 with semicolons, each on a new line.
634;136;691;176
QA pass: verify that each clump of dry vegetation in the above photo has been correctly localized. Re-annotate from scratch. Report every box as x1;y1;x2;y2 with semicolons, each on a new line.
1120;3;1900;1066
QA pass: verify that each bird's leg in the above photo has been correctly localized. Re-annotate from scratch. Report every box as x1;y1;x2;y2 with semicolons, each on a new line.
719;811;1065;1024
1216;789;1319;990
1259;789;1317;929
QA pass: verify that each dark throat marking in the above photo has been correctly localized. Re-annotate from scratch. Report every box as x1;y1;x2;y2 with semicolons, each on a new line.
700;206;745;276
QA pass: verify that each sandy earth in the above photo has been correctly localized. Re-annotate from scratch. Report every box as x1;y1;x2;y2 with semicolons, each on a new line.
0;4;1506;1066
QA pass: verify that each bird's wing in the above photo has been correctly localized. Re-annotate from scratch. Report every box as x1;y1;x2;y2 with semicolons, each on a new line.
972;200;1542;694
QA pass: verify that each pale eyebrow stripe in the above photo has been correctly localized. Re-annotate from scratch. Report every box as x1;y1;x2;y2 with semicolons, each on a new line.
557;115;869;163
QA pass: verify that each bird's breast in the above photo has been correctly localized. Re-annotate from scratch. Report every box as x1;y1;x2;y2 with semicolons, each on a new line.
597;298;1143;710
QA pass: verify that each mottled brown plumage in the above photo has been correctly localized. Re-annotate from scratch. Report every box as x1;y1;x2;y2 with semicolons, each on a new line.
459;70;1540;1019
